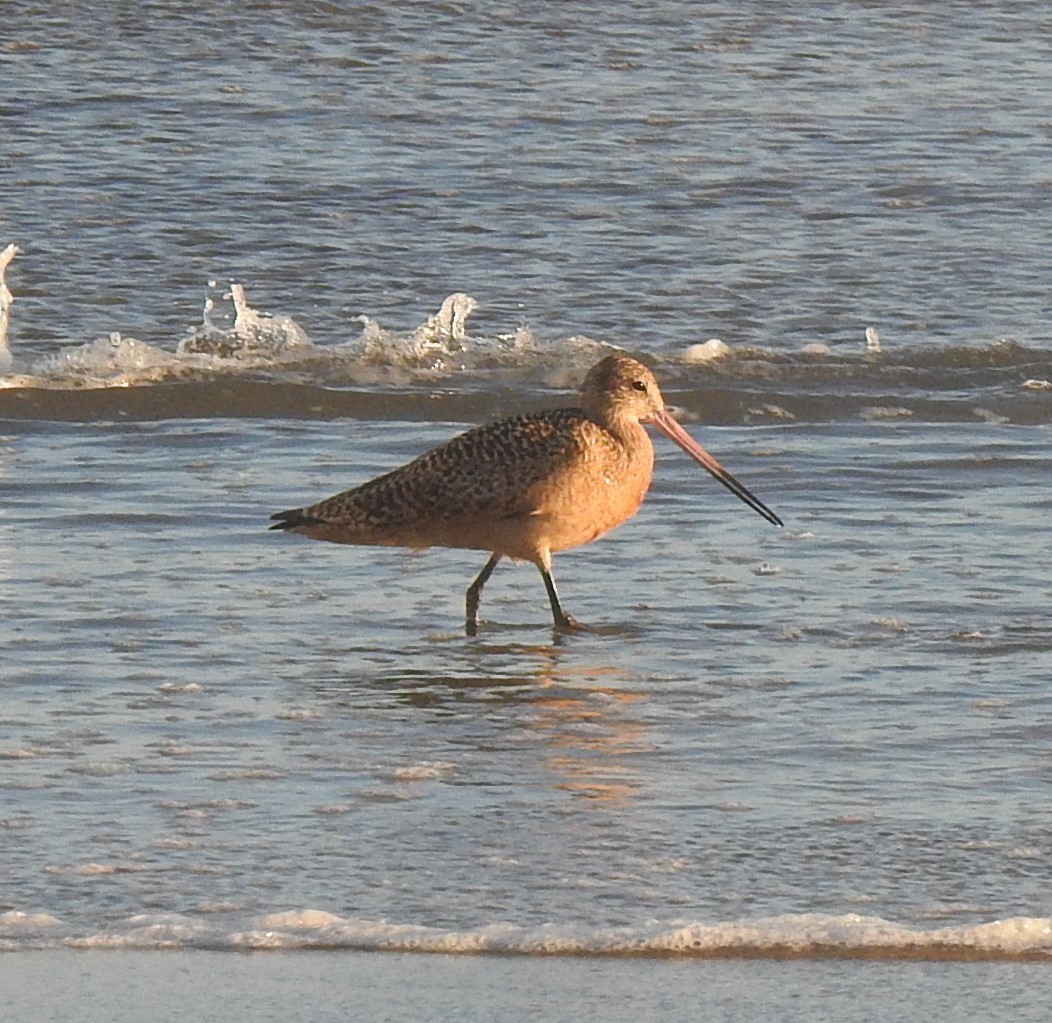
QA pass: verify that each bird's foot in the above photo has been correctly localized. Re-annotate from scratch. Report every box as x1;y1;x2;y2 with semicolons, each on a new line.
552;613;585;634
465;615;586;636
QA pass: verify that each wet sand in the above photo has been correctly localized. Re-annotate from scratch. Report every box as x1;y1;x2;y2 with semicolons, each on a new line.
4;950;1051;1022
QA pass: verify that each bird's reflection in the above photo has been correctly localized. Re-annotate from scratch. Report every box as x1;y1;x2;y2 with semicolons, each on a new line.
308;637;652;805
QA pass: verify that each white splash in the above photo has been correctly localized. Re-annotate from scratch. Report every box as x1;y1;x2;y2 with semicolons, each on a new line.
865;325;881;353
411;292;478;350
359;292;481;369
683;338;731;363
390;760;458;781
0;242;19;372
748;404;796;420
36;331;183;385
861;406;914;421
355;313;385;343
178;281;312;357
230;282;310;349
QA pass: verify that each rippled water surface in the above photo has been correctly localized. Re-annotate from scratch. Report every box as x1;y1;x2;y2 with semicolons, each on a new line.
5;1;1052;354
2;0;1052;972
4;415;1051;956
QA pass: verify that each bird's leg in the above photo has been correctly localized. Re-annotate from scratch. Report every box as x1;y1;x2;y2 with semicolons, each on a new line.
538;563;582;633
465;553;501;635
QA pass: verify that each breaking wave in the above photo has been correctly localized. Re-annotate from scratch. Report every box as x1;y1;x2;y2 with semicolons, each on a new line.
3;908;1052;960
0;263;1049;426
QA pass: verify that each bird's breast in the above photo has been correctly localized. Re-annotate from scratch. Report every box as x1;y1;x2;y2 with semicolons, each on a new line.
533;420;654;553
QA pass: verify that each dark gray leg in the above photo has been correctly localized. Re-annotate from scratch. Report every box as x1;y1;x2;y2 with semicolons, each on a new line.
539;565;581;632
465;553;501;635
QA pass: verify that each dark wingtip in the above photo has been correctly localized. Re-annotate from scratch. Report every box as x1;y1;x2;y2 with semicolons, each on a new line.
269;509;320;531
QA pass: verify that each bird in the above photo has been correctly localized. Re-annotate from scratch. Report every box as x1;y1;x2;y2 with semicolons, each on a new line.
270;354;782;634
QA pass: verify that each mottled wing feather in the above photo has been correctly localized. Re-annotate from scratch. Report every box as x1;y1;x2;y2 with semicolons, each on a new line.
305;408;589;531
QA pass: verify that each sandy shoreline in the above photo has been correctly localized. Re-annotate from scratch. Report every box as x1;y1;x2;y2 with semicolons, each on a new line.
3;950;1050;1022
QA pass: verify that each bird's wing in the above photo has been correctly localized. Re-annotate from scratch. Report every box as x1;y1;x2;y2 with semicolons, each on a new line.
311;409;589;529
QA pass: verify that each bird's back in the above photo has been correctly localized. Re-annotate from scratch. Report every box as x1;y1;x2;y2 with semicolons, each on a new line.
272;408;589;544
271;404;656;559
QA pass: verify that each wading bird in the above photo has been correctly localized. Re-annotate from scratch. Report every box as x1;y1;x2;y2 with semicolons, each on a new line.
270;355;782;633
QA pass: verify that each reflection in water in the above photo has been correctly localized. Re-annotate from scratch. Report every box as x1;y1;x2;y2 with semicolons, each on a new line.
309;640;652;804
527;650;651;804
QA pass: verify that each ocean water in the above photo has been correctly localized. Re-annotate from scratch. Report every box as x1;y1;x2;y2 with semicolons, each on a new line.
2;0;1052;978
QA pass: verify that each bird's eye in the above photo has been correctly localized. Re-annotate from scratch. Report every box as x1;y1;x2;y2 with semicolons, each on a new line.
631;380;647;392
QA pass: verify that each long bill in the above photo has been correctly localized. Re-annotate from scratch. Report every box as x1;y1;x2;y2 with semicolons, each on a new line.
646;409;783;527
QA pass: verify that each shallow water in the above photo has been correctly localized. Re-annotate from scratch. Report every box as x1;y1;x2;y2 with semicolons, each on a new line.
3;414;1051;956
2;0;1052;966
4;2;1052;357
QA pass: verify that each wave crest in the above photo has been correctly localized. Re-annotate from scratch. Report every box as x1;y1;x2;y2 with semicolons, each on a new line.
6;909;1051;960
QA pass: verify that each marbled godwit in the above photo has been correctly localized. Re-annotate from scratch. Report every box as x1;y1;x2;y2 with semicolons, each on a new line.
270;355;782;634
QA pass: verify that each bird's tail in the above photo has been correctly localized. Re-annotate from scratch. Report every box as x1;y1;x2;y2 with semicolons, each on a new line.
269;508;325;531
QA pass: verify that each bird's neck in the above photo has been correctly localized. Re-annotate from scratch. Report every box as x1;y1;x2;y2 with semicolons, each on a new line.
595;412;652;459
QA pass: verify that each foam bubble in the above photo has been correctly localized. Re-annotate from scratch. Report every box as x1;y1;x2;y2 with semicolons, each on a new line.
258;909;344;930
0;911;62;930
683;339;731;363
390;760;458;781
2;908;1052;958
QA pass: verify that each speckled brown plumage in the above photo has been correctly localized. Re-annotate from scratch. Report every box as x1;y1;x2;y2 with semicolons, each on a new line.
271;354;782;633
